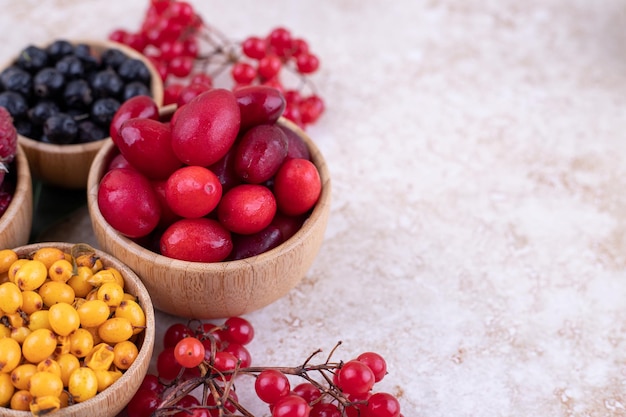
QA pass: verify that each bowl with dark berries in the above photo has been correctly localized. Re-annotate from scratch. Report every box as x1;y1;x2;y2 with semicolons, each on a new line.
0;107;32;249
86;86;331;319
1;242;155;417
0;39;163;189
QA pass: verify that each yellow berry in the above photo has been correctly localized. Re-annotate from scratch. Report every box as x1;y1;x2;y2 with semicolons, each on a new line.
56;353;80;387
22;328;57;363
98;317;133;344
113;340;139;370
39;281;76;307
0;282;22;314
29;371;63;398
7;258;28;283
36;358;61;378
0;325;9;339
14;260;48;291
10;363;37;391
55;334;71;356
69;328;94;358
68;367;98;402
21;290;43;314
0;249;17;274
10;326;31;344
29;394;61;415
66;266;95;298
10;389;32;411
94;369;122;392
97;282;125;307
76;299;110;328
0;337;22;373
0;372;14;406
115;299;146;334
28;310;52;331
84;343;115;371
32;247;66;270
48;259;74;283
48;302;80;336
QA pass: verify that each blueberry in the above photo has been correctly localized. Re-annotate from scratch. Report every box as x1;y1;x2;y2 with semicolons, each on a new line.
74;43;99;72
33;68;65;99
77;120;107;143
13;117;40;139
55;55;85;79
90;69;124;98
117;58;151;84
91;97;120;126
0;91;28;118
15;45;49;74
0;66;32;96
64;79;93;109
43;113;78;144
100;48;128;70
46;40;74;62
123;81;151;101
28;100;60;125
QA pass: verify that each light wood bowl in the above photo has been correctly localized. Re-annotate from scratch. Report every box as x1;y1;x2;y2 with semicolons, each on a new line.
16;40;163;189
87;114;331;319
0;145;33;249
3;242;155;417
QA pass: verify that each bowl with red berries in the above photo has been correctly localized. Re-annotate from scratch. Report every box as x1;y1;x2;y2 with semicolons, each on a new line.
1;39;163;189
87;86;331;319
0;107;32;249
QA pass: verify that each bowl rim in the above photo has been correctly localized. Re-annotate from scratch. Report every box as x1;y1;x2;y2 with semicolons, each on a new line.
16;38;164;151
0;145;31;233
86;116;331;271
4;242;156;416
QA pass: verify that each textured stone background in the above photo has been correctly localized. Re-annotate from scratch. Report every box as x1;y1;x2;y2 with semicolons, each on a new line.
4;1;626;415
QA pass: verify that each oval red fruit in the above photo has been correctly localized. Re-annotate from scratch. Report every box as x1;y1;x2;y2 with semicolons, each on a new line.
165;166;222;218
160;218;233;262
217;184;277;235
234;85;286;131
109;95;159;145
234;124;288;184
97;168;161;238
170;89;240;166
273;158;321;216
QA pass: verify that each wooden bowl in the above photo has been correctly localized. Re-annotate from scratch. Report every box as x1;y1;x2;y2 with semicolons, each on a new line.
87;115;331;319
0;145;33;249
16;40;163;189
3;242;155;417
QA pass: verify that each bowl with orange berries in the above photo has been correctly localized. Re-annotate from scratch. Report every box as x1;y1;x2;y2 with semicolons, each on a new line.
0;242;155;417
87;87;331;319
1;39;163;189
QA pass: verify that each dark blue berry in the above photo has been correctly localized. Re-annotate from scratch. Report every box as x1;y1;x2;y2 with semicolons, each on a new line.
33;68;65;99
0;92;28;118
0;66;32;97
43;113;78;144
100;48;128;70
74;43;99;72
117;59;151;84
46;40;74;62
123;81;151;101
91;97;120;126
64;79;93;109
15;45;49;74
28;100;60;125
90;69;124;98
77;120;107;143
55;55;85;79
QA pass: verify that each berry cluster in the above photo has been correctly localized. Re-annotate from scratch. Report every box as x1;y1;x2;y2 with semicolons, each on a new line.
109;0;324;130
0;107;18;217
126;318;403;417
99;86;321;262
0;40;154;144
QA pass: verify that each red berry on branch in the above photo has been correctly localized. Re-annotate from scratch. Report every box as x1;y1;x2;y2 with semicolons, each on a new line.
296;52;319;74
242;36;267;59
231;62;257;85
258;54;282;79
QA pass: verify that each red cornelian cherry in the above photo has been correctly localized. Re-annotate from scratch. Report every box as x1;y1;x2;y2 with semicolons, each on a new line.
165;165;222;218
109;95;160;145
160;218;232;262
234;124;288;184
255;369;290;404
217;184;277;235
174;337;205;368
234;85;286;131
273;158;321;216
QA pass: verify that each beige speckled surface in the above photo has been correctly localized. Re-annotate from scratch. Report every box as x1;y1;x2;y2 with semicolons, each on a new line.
4;1;626;416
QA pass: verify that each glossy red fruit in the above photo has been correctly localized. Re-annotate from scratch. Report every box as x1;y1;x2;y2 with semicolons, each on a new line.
160;218;232;262
165;166;222;218
125;388;160;417
279;125;310;161
109;95;159;145
176;82;212;107
255;369;290;404
234;85;286;131
223;343;252;368
272;394;310;417
270;212;306;242
357;351;387;382
151;179;181;229
366;392;401;417
273;158;321;216
212;351;238;381
107;152;132;171
229;225;282;260
98;168;161;238
234;124;288;184
217;184;277;235
118;118;182;180
336;360;375;396
171;89;240;166
224;316;255;345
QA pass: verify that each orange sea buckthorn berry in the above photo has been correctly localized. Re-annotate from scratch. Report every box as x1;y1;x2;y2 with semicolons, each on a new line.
77;299;110;328
21;290;43;314
28;310;51;331
29;371;63;398
36;358;62;378
68;367;98;402
0;338;22;373
10;389;32;410
0;282;23;314
88;268;118;287
113;340;139;370
32;247;66;270
69;328;94;358
97;282;125;307
30;394;61;415
115;299;146;334
7;258;28;283
0;249;17;274
84;343;115;371
14;260;47;291
5;312;25;328
56;353;80;387
98;317;133;344
0;325;10;339
0;372;14;406
10;363;36;391
48;302;80;336
94;369;122;392
22;328;57;363
10;326;31;344
39;281;76;307
67;266;95;298
48;259;74;282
